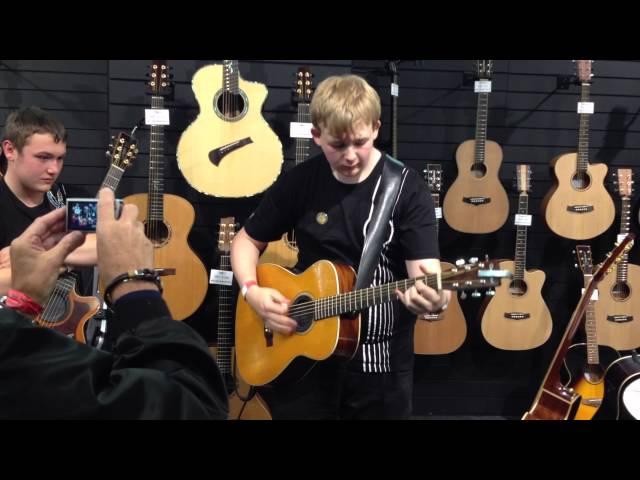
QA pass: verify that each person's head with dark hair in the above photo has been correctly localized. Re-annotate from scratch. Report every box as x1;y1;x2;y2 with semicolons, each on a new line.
1;106;67;203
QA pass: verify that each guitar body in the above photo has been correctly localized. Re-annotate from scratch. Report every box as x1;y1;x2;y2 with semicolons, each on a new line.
561;343;620;420
414;261;467;355
123;193;208;321
176;64;283;198
593;263;640;351
594;354;640;420
208;346;272;420
235;261;360;386
542;153;615;240
480;261;552;350
259;233;298;268
443;139;509;233
35;289;100;343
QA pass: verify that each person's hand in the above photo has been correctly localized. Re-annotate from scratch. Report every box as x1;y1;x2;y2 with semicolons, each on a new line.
395;264;451;318
10;208;86;305
96;188;155;301
245;286;297;335
0;246;10;269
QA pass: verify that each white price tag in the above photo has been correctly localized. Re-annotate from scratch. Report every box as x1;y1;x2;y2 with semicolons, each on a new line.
209;269;234;286
290;122;313;139
434;207;442;219
577;102;594;114
581;288;599;301
618;234;629;245
145;109;170;126
474;80;492;93
514;214;532;226
391;83;399;97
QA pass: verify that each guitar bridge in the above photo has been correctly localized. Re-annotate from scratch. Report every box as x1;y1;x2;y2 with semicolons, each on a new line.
567;205;594;213
463;197;491;205
504;312;531;320
607;314;633;323
209;137;253;166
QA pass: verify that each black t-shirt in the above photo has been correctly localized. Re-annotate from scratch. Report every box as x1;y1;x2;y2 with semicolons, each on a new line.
245;153;438;372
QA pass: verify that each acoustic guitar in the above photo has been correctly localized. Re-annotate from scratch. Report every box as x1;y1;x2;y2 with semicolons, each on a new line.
176;60;283;198
259;67;314;267
480;165;553;350
236;258;511;386
561;245;619;420
34;132;139;341
124;60;208;321
211;217;271;420
593;168;640;351
522;234;634;420
593;354;640;420
414;164;467;355
541;60;615;240
442;60;509;234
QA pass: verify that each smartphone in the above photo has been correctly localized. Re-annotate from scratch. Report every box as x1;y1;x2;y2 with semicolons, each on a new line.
66;198;124;232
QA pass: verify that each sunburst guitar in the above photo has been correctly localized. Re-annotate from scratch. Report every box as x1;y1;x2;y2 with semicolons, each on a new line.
176;60;283;198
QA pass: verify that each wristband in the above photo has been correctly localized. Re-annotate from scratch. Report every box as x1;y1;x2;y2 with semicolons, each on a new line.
104;269;163;307
241;280;258;299
1;289;44;316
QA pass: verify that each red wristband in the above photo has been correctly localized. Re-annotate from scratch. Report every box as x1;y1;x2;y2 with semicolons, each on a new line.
4;289;44;316
241;280;258;299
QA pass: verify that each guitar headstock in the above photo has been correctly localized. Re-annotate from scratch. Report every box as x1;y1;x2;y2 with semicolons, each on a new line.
575;60;594;84
217;216;237;254
516;164;531;194
442;257;512;292
474;60;494;80
575;245;594;276
616;168;634;198
423;164;443;193
293;67;314;104
148;59;173;97
106;132;138;170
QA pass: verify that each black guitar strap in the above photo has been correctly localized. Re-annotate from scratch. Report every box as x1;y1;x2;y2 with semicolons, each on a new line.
354;154;404;291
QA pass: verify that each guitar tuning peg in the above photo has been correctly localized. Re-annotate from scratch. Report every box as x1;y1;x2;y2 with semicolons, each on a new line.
455;259;465;267
485;289;496;297
471;290;482;298
469;257;479;264
460;291;467;300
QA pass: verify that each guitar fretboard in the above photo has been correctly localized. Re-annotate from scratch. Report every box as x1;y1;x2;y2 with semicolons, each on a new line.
223;60;240;94
216;254;234;375
147;95;165;231
616;197;631;283
577;83;592;176
295;103;311;166
582;273;600;365
514;193;529;281
474;92;490;166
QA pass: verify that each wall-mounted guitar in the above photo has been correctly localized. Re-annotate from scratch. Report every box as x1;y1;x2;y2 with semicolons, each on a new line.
541;60;615;240
561;245;619;420
34;132;139;341
443;60;509;234
259;67;314;268
387;59;401;158
124;60;208;321
594;168;640;351
479;165;553;350
212;217;271;419
236;258;511;386
176;60;284;198
414;164;467;355
522;234;634;420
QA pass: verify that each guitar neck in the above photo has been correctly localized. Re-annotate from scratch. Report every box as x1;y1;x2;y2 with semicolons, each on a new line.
513;193;529;281
432;193;440;237
295;102;311;166
583;273;600;365
391;70;398;158
617;197;631;282
147;95;166;227
474;91;490;165
100;164;126;192
223;60;240;94
576;83;592;175
216;253;234;375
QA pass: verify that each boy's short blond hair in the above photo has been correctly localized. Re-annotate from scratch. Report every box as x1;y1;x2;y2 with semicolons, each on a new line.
310;74;381;137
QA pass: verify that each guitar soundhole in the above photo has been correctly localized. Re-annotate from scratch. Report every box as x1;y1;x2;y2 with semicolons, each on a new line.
41;291;69;324
509;280;528;296
215;90;248;122
612;282;631;300
291;294;314;333
144;220;170;246
571;172;591;190
470;163;487;178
